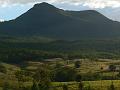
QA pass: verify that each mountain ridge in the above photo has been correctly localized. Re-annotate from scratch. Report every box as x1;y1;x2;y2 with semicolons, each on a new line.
0;2;120;40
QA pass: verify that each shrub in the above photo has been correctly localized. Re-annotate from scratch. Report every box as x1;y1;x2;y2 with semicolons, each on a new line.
74;61;81;68
54;67;77;82
62;85;68;90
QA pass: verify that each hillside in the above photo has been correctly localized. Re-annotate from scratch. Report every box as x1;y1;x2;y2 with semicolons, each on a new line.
0;2;120;63
0;2;120;40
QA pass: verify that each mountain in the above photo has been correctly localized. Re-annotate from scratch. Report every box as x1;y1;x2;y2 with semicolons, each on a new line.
0;2;120;40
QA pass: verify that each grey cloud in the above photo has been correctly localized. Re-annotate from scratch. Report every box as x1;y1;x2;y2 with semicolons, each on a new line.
1;0;120;8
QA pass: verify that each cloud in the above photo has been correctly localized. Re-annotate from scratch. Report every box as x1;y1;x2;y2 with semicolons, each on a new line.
0;0;120;8
0;19;4;22
83;0;120;8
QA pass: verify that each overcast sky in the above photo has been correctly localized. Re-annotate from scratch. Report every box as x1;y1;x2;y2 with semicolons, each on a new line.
1;0;120;21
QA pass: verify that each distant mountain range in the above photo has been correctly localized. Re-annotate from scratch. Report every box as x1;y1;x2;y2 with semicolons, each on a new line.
0;2;120;40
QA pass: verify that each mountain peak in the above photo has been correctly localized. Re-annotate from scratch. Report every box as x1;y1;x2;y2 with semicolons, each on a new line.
34;2;50;6
1;2;120;40
33;2;57;10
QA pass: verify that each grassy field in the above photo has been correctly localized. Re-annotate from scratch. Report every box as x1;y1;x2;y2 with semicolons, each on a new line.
25;59;120;77
1;59;120;90
0;80;120;90
51;80;120;90
12;80;120;90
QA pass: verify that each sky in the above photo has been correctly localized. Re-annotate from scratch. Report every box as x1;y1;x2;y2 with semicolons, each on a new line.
1;0;120;21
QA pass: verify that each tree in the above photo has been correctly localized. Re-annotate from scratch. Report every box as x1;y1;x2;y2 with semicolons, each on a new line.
33;64;51;90
76;74;82;82
76;74;84;90
15;70;24;82
109;65;116;72
3;82;10;90
0;64;7;73
109;82;115;90
31;81;39;90
74;61;81;68
84;84;93;90
109;65;116;80
54;67;77;82
63;54;69;65
15;70;26;89
62;84;68;90
78;82;83;90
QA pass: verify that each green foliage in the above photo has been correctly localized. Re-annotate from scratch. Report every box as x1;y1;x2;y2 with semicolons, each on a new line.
3;82;10;90
84;84;93;90
1;39;120;64
76;74;82;82
54;67;77;82
55;62;63;68
33;64;51;90
31;81;39;90
109;65;116;71
62;84;68;90
109;82;115;90
0;64;7;73
78;82;84;90
15;70;25;82
82;72;101;81
74;61;81;68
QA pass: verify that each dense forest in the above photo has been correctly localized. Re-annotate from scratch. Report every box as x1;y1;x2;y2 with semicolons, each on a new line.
0;36;120;63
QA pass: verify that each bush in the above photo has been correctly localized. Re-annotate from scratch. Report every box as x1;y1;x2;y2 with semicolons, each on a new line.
76;74;82;82
62;85;68;90
0;64;7;73
74;61;81;68
31;81;39;90
78;82;83;90
3;82;10;90
33;64;51;90
108;82;115;90
54;67;77;82
84;84;93;90
109;65;116;71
